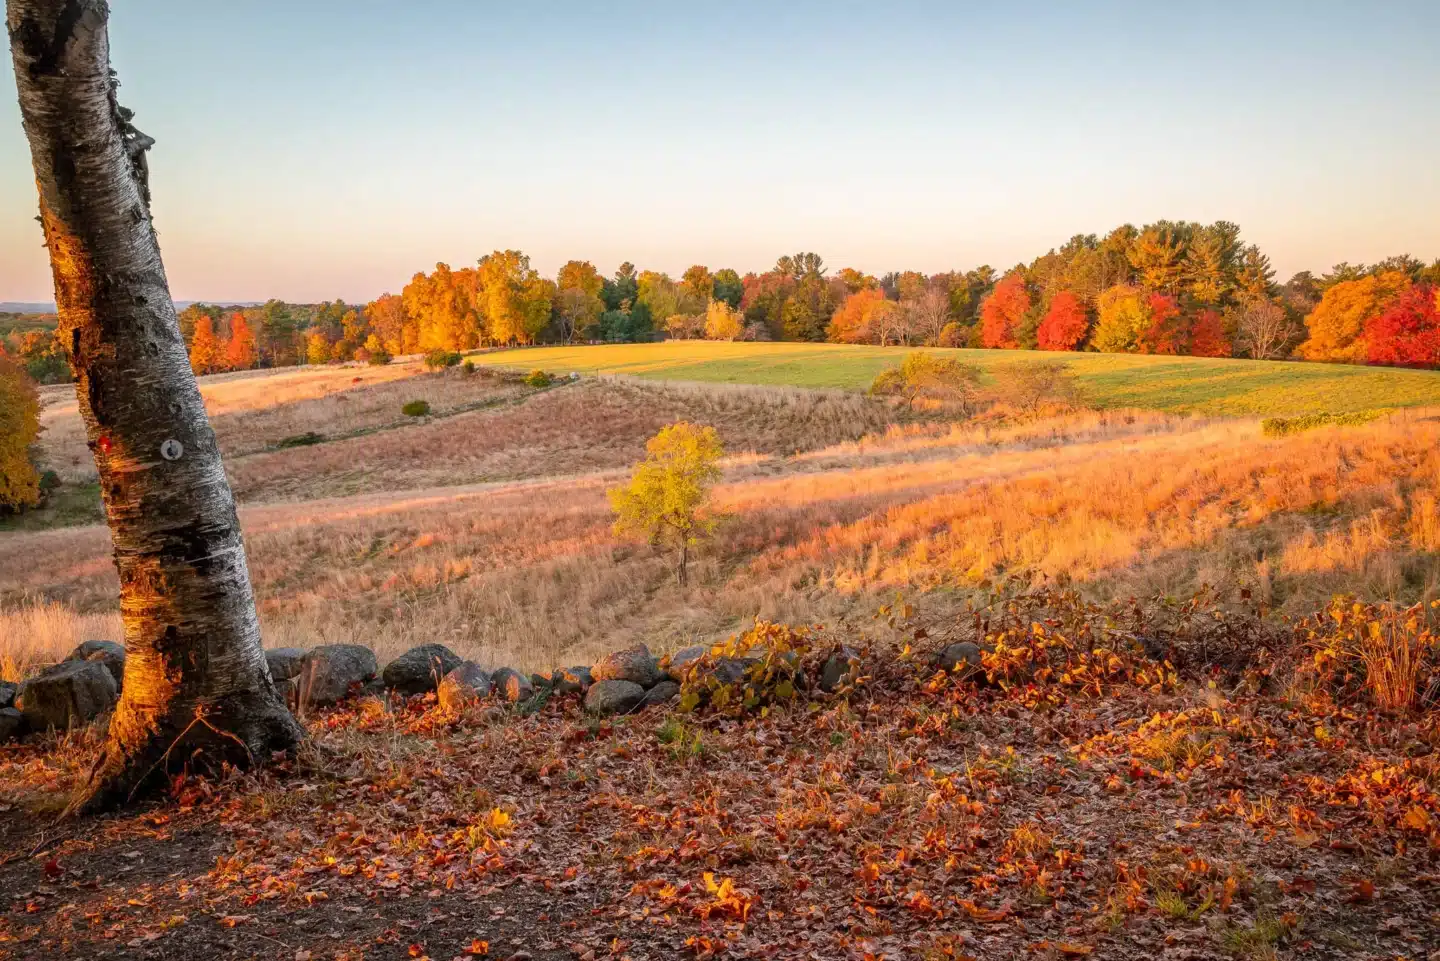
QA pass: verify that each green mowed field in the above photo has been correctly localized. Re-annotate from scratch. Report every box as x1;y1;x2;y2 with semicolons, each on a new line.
474;341;1440;416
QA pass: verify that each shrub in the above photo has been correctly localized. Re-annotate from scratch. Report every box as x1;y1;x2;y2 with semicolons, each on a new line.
1300;598;1438;712
402;400;431;417
678;621;817;715
937;321;966;347
461;360;476;375
425;349;462;370
367;348;391;366
276;431;325;449
524;369;552;388
1261;410;1383;437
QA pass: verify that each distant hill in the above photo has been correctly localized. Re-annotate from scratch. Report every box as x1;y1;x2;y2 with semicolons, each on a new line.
0;300;269;313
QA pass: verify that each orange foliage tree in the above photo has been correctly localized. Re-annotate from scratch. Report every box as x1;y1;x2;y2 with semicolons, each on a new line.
979;274;1030;349
1365;285;1440;368
188;315;222;374
1297;271;1410;363
828;288;890;344
1189;309;1232;358
1035;291;1089;351
225;312;257;370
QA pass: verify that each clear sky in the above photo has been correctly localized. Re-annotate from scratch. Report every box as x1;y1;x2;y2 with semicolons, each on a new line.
2;0;1437;304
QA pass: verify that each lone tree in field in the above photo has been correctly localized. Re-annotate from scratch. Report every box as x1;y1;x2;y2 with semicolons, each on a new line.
8;0;302;813
994;359;1082;414
609;422;724;587
870;351;984;413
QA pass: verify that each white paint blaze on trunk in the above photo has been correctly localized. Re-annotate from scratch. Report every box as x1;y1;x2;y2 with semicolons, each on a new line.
6;0;302;812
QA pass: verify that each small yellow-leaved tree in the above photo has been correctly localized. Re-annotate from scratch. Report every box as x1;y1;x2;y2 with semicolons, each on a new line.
609;421;724;586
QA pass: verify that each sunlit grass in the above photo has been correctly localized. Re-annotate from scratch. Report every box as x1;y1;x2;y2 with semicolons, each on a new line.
474;341;1440;416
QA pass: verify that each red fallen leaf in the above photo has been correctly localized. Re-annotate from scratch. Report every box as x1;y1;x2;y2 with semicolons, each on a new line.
408;944;426;958
1346;879;1375;903
42;858;62;880
1280;875;1316;894
1058;945;1093;957
464;940;489;956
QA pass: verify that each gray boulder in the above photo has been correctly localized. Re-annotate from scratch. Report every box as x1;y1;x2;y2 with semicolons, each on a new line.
664;645;708;680
820;646;861;693
438;663;493;712
0;708;25;742
640;679;680;708
696;656;758;687
16;660;118;732
490;667;533;703
592;644;662;688
937;642;983;676
551;665;592;695
585;679;645;715
65;639;126;690
382;644;464;695
0;681;16;710
297;644;379;707
264;647;308;681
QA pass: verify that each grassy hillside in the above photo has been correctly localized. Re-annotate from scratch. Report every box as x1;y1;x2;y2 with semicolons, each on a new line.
473;341;1440;416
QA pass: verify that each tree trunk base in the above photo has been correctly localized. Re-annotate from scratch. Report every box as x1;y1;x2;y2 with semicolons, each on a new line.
65;691;304;817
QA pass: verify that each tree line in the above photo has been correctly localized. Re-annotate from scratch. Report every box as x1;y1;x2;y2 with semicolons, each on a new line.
6;224;1439;383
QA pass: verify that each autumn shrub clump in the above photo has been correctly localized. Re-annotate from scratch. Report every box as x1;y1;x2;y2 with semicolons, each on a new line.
678;621;824;715
424;349;462;370
401;400;431;417
1298;598;1438;712
524;369;552;388
1261;410;1384;437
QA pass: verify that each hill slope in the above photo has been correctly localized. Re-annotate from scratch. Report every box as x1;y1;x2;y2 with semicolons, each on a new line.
473;342;1440;416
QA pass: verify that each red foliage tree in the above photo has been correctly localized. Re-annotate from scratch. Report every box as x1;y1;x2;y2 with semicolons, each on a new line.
979;274;1030;349
1189;309;1232;358
1035;291;1089;351
1365;285;1440;368
1138;293;1187;355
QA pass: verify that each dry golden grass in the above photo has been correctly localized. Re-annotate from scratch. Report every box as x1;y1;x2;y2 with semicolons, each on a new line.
225;377;898;502
6;382;1440;680
36;360;524;485
0;600;122;682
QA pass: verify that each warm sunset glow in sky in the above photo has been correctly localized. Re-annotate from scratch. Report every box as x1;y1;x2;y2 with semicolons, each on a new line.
2;0;1437;304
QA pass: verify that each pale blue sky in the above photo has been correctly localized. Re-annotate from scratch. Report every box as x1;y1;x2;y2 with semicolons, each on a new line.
2;0;1437;303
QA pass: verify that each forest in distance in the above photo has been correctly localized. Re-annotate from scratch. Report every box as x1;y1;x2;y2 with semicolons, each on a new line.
4;219;1440;388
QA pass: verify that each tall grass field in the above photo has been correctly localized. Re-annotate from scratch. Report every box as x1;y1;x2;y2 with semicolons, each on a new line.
473;341;1440;416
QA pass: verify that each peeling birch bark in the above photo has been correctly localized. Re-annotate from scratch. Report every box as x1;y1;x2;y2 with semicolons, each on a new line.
6;0;303;813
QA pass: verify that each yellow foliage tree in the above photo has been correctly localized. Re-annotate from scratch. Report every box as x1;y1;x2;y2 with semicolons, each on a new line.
1297;270;1411;363
704;300;745;341
478;250;552;345
1091;285;1150;353
608;422;724;586
0;352;41;512
305;332;331;365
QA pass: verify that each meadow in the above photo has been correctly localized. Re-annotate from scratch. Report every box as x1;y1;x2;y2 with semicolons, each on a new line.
4;348;1440;681
473;340;1440;415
